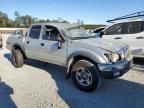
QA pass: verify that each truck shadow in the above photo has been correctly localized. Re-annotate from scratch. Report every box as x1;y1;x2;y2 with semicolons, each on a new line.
132;58;144;72
0;80;17;108
4;53;144;108
4;53;12;63
24;58;144;108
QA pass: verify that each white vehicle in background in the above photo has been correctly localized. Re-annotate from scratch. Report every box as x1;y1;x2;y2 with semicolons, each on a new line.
13;30;23;36
12;29;28;37
100;11;144;57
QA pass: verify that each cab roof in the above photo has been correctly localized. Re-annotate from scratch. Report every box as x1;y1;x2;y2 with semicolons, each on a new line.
31;23;80;29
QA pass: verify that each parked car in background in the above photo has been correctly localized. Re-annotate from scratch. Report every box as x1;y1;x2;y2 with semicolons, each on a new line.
12;29;28;37
6;23;133;92
92;27;106;37
99;19;144;57
13;30;23;36
93;27;106;34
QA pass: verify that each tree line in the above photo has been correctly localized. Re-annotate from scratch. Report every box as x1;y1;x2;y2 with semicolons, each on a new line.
0;11;105;29
0;11;71;28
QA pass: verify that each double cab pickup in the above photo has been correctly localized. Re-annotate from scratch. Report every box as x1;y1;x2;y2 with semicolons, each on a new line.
6;23;133;92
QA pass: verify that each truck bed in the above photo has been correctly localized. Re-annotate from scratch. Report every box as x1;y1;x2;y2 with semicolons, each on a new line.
6;35;25;51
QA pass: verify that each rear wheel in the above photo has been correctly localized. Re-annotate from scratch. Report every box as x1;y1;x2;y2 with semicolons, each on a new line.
71;60;102;92
12;49;24;68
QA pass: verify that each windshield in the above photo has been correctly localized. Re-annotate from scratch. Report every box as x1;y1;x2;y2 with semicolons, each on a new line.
63;27;95;40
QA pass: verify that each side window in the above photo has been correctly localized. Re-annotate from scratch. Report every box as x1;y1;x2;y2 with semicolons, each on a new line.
29;25;41;39
122;23;129;34
42;26;63;41
128;21;142;34
142;21;144;31
104;23;123;35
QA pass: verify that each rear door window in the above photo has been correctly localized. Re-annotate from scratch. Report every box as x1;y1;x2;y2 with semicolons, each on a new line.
29;25;41;39
141;21;144;31
128;21;142;34
122;22;129;34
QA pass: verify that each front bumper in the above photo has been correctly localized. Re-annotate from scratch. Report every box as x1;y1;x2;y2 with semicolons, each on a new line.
98;59;133;79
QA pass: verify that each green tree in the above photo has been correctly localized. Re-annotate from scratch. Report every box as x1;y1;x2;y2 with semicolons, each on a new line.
0;10;105;29
0;11;9;27
14;11;23;27
24;15;33;27
46;19;51;23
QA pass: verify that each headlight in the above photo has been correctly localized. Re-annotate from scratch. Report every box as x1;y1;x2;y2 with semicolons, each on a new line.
104;53;120;62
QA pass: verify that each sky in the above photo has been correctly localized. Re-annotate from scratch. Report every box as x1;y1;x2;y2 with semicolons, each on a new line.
0;0;144;24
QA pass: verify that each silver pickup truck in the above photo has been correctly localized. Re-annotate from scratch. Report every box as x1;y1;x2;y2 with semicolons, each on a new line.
6;23;133;92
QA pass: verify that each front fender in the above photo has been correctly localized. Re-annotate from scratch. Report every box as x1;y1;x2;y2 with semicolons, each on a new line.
66;51;106;79
67;51;106;65
12;43;24;51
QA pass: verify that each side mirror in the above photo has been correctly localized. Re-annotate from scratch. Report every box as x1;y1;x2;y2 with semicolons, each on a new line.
58;40;62;49
99;31;104;37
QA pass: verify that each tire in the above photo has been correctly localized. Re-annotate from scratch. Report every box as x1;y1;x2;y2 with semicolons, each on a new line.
71;60;102;92
12;50;24;68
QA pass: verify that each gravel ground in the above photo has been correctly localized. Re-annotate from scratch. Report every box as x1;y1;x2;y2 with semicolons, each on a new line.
0;49;144;108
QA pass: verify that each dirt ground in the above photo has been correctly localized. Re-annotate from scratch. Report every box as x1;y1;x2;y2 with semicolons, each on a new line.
0;49;144;108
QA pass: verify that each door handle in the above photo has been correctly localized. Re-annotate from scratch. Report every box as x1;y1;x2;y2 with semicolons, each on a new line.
114;37;122;39
136;36;144;39
41;43;44;46
27;41;29;44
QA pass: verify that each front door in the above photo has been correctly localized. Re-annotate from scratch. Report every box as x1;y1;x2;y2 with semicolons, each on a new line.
38;25;67;65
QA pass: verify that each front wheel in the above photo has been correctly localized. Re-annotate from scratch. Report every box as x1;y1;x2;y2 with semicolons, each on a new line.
71;60;102;92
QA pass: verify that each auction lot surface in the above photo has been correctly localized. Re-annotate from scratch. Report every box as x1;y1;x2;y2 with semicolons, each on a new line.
0;49;144;108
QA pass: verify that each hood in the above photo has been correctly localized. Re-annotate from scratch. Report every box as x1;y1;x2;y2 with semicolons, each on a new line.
72;38;127;52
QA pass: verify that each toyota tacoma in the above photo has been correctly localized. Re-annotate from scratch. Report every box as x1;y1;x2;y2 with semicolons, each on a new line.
6;23;133;92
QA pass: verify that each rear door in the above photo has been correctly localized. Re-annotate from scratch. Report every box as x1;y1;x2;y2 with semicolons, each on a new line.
121;21;144;56
24;25;42;60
